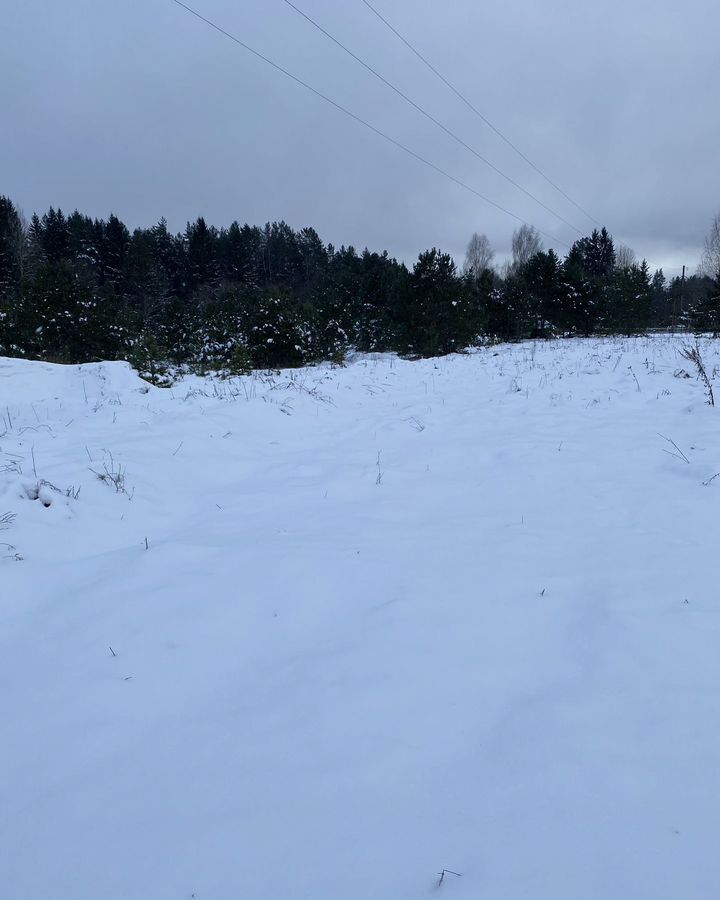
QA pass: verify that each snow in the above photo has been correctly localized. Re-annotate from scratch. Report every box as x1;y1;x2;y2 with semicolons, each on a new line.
1;336;719;899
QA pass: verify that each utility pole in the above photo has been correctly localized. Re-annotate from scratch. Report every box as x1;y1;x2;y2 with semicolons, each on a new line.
679;264;686;328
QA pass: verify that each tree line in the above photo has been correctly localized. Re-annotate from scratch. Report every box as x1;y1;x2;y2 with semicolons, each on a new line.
0;196;718;378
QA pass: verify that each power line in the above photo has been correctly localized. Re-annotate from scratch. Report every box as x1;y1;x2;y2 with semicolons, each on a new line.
170;0;569;249
359;0;601;228
280;0;583;235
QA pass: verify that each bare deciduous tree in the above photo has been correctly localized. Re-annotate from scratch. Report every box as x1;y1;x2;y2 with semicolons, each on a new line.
462;232;494;278
700;212;720;277
510;224;542;274
615;243;637;269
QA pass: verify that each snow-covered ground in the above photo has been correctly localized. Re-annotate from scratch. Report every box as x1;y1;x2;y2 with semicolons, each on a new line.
1;336;719;900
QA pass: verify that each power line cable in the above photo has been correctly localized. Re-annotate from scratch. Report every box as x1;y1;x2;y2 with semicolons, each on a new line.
280;0;583;235
360;0;601;228
170;0;569;248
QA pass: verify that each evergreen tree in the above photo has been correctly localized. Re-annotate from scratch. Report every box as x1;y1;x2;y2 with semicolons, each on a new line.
582;227;616;278
66;211;97;273
562;243;598;336
297;227;327;289
100;214;131;294
0;197;26;305
261;221;302;286
355;249;409;351
17;261;126;362
523;249;562;336
691;269;720;335
480;280;515;341
125;228;171;327
243;289;309;369
650;268;670;327
152;218;184;295
184;217;220;292
218;221;260;285
391;249;474;356
605;261;653;335
37;208;70;264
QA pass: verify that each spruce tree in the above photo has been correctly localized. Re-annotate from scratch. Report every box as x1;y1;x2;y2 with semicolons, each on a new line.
605;261;653;335
523;249;562;336
185;217;220;292
38;208;69;264
101;214;131;293
0;196;25;298
691;270;720;335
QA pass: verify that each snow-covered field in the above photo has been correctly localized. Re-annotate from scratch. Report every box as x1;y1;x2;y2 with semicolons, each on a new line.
1;336;719;900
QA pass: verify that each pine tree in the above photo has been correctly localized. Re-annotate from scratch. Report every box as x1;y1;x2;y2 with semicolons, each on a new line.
391;249;474;356
297;227;327;288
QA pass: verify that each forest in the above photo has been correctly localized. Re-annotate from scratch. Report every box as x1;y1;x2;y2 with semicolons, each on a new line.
1;196;718;378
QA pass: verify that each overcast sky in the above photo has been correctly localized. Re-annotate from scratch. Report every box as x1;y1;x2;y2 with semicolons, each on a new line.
3;0;718;276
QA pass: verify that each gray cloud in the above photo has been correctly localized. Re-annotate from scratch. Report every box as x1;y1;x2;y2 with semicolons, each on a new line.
3;0;717;277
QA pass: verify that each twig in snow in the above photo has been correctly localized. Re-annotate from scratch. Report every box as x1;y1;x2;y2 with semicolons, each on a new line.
437;869;462;887
18;424;53;435
628;366;641;392
658;433;690;465
0;512;16;531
